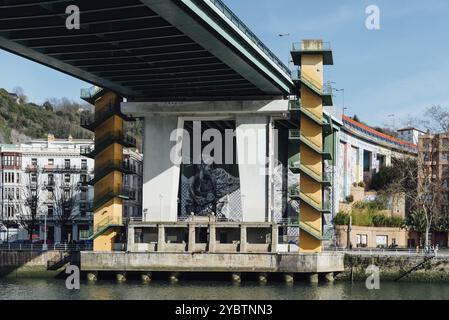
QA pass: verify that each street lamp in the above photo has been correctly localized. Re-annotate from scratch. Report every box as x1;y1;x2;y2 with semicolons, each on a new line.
388;114;395;130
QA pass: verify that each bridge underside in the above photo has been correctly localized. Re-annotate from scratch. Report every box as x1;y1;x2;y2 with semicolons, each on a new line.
0;0;293;100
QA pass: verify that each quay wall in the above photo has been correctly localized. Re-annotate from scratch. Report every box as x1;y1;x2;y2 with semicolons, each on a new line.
80;251;344;273
340;252;449;282
0;251;79;278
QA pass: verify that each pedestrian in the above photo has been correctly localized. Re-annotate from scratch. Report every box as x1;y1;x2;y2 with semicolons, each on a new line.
435;244;439;257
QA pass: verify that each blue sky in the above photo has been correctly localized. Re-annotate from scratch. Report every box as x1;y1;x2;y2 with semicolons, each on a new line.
1;0;449;127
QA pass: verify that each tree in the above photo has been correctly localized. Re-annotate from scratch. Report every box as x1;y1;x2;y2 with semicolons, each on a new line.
52;173;80;242
420;105;449;133
43;101;53;111
13;168;44;241
382;154;444;250
12;86;27;104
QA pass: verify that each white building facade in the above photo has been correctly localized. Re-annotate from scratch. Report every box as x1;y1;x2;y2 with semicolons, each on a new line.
0;135;142;243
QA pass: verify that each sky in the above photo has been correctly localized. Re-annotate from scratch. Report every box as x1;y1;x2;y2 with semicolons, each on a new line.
1;0;449;127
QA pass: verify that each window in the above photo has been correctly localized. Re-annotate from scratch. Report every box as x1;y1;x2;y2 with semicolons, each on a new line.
48;159;54;166
356;234;368;248
31;158;37;166
31;173;37;183
81;159;87;170
376;235;388;248
48;190;54;200
48;205;53;216
80;190;87;201
64;174;70;183
64;159;70;169
48;174;54;185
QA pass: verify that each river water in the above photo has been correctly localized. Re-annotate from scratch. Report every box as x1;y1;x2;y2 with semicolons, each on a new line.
1;278;449;300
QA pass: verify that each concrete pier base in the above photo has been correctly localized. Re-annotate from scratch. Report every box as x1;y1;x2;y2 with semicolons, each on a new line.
284;273;294;284
258;273;268;284
116;272;127;282
231;272;241;283
309;273;319;284
169;272;179;282
86;272;98;282
141;272;152;283
325;272;334;282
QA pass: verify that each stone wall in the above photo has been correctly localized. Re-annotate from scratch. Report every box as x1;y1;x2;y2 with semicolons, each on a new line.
339;253;449;282
0;251;79;278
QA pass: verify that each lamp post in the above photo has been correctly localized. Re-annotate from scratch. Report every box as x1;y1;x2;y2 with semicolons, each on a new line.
43;212;47;251
388;114;395;131
278;33;293;72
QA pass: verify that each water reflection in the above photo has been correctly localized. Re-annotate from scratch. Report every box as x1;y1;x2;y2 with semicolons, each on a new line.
0;278;448;300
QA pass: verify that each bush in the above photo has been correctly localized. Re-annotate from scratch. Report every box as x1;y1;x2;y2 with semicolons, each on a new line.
345;195;354;203
334;212;350;225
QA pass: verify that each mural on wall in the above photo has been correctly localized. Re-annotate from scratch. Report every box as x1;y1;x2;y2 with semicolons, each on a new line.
179;162;242;220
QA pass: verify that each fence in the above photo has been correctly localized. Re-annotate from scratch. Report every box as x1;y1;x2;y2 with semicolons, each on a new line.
327;246;446;257
0;243;92;251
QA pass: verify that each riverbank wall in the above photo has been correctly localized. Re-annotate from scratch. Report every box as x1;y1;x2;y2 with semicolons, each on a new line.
0;251;79;278
339;252;449;282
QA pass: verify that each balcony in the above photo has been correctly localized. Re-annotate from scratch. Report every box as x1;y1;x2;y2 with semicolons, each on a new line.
83;132;137;159
291;70;333;106
93;187;136;211
288;188;330;213
25;165;38;172
80;104;135;132
43;165;90;173
89;160;137;186
288;130;332;160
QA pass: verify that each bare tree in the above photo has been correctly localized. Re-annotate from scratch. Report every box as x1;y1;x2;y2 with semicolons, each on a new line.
52;173;79;242
12;86;28;104
382;151;446;249
14;168;45;241
413;105;449;134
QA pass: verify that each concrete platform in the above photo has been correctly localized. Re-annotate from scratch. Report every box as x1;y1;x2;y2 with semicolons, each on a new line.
80;251;344;273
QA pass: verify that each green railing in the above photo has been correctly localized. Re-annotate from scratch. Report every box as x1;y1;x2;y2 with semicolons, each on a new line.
299;221;322;240
208;0;291;76
80;216;122;240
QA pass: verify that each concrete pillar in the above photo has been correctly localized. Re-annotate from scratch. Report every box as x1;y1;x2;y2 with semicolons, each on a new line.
208;224;216;253
127;227;135;252
309;273;319;284
157;224;165;252
116;272;126;282
271;224;278;252
231;272;241;283
142;115;182;222
325;272;335;282
258;273;268;284
169;272;179;282
240;225;247;252
87;272;98;282
141;272;152;283
188;224;196;252
284;273;294;284
72;224;78;241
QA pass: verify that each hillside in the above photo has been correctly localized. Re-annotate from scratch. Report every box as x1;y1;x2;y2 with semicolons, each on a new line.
0;88;93;144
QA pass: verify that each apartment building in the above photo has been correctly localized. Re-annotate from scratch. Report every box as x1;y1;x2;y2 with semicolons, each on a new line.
0;135;142;243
